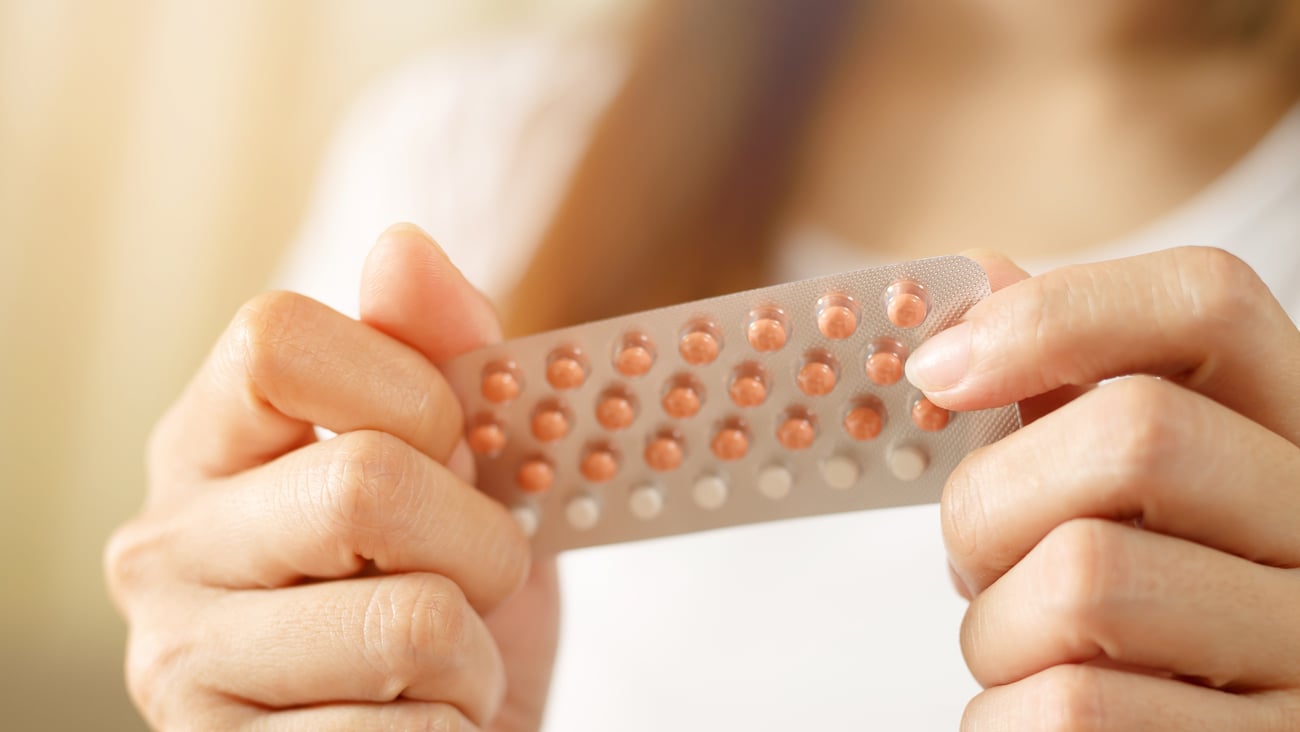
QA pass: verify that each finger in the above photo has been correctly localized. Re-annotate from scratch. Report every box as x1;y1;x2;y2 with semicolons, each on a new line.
957;248;1030;293
960;519;1300;691
962;664;1291;732
943;376;1300;594
958;248;1090;425
148;290;465;491
160;430;529;611
481;557;561;726
948;561;974;601
205;574;505;726
906;247;1300;443
238;702;478;732
360;223;502;364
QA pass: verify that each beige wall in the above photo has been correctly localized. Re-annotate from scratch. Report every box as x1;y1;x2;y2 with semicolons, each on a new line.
0;1;613;728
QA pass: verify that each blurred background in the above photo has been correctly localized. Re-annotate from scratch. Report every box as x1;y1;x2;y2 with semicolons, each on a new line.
0;1;613;728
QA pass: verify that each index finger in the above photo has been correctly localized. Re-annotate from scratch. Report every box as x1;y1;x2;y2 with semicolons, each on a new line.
906;247;1300;444
148;292;465;494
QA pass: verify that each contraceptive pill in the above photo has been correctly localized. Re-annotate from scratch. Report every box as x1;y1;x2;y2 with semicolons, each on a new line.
629;483;664;519
746;309;789;352
516;459;553;495
728;365;767;407
614;334;655;377
911;397;951;432
467;420;506;456
885;279;929;328
440;255;1021;553
843;403;883;441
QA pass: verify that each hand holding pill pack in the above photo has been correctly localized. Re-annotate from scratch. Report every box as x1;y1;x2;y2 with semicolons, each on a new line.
439;255;1021;554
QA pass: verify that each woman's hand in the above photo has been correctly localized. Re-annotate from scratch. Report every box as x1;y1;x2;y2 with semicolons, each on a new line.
911;247;1300;730
104;225;559;731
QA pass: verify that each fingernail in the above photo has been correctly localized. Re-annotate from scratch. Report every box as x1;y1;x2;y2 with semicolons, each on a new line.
905;322;971;392
379;221;434;242
376;222;462;276
947;560;975;601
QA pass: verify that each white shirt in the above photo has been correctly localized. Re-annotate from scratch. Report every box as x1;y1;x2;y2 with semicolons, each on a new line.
277;35;1300;731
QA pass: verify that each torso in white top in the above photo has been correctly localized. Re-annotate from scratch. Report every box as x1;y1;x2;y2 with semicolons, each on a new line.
275;34;1300;731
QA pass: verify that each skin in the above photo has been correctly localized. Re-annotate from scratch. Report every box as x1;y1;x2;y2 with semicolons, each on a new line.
106;230;1300;732
920;247;1300;729
105;226;559;731
105;3;1300;730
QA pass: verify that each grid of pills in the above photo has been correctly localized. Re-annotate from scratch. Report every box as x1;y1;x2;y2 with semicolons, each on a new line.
439;255;1021;554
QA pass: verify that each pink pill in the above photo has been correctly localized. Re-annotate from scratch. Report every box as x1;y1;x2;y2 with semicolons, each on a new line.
797;361;837;397
866;351;904;386
818;304;857;340
912;398;950;432
467;423;506;456
546;355;586;390
844;405;883;441
615;344;654;377
581;449;619;483
747;317;787;352
516;459;554;494
531;407;569;442
729;374;767;407
645;436;684;471
662;384;702;419
679;330;720;365
885;280;929;329
711;427;749;461
777;417;815;451
481;369;520;404
596;394;635;430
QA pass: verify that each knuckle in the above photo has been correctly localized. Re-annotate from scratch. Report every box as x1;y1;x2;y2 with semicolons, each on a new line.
228;290;313;390
415;380;464;461
473;507;533;613
425;706;471;732
941;447;990;561
1171;246;1269;326
1095;376;1186;486
103;519;164;610
494;517;533;601
961;667;1107;732
125;630;195;728
1039;519;1130;636
1002;270;1092;386
1037;665;1106;732
381;703;469;732
1009;274;1054;344
364;575;469;691
321;431;415;543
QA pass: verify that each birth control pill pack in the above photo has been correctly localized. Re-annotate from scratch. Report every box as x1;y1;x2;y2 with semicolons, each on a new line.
439;255;1020;554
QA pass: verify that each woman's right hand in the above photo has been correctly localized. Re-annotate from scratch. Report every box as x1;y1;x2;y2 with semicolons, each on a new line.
104;225;560;731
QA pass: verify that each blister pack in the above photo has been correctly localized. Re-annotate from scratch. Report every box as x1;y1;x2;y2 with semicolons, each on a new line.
439;255;1020;554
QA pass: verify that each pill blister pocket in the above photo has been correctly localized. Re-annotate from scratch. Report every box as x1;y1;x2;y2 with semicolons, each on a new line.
439;255;1021;554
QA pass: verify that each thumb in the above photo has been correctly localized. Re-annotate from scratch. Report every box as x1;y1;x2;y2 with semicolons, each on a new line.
914;249;1088;422
359;223;503;363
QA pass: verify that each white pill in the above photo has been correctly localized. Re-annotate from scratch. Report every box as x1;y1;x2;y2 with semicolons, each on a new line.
629;484;664;520
693;475;728;510
820;455;859;489
888;444;928;481
565;494;600;531
757;464;793;500
511;505;539;537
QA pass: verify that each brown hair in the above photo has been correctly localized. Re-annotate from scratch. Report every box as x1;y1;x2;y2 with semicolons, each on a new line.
503;0;862;336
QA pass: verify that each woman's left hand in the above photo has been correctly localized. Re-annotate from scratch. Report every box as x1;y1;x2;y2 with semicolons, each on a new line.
908;247;1300;730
